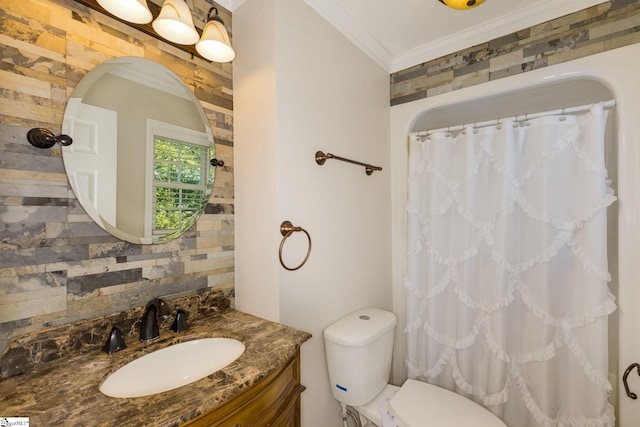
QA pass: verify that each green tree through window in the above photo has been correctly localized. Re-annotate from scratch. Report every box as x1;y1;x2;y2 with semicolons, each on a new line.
153;136;211;238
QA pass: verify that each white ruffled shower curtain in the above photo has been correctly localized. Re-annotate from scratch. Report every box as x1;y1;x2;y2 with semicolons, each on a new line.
405;103;616;427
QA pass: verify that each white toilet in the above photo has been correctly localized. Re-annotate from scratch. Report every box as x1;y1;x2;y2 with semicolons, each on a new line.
324;307;507;427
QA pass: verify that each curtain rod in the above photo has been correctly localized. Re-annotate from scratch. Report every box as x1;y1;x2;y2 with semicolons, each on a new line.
414;99;616;137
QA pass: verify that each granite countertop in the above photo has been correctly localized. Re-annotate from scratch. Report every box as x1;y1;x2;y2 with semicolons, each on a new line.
0;310;311;426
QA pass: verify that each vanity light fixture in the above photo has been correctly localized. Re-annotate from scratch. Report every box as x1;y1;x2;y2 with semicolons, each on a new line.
96;0;152;24
195;7;236;63
73;0;235;62
152;0;200;45
438;0;485;10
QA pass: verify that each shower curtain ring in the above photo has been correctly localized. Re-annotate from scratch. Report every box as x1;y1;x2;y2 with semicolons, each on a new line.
559;108;567;121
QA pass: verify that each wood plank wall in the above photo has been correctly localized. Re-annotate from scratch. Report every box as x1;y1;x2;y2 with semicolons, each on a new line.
0;0;234;353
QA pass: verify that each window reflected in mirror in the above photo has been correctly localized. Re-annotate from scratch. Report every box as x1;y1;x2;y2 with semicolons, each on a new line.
151;133;213;239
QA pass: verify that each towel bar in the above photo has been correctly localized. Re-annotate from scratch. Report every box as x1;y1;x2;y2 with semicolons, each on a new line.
315;151;382;175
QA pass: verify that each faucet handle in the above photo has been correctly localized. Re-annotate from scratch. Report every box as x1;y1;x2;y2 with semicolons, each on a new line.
156;298;170;319
170;309;189;332
102;326;127;354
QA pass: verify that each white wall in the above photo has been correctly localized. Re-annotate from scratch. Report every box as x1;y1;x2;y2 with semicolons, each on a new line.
234;0;392;426
234;0;280;322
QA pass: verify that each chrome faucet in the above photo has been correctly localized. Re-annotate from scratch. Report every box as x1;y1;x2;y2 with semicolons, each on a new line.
140;298;169;342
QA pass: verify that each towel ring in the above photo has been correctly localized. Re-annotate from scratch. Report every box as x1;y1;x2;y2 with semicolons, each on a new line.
279;221;312;271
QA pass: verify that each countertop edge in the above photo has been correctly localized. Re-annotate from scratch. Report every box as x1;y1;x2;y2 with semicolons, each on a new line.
0;309;312;426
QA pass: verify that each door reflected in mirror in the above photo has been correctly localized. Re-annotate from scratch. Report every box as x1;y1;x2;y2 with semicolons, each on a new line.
62;57;216;244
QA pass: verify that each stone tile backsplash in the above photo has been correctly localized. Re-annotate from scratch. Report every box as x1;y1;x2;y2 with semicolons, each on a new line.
0;288;230;379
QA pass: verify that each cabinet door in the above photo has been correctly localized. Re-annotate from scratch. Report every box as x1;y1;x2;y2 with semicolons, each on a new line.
246;384;304;427
185;352;303;427
253;387;302;427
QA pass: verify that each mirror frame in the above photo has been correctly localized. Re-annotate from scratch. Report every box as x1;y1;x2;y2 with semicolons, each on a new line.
62;57;216;244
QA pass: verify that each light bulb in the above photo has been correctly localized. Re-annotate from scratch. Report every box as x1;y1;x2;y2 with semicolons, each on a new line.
152;0;200;45
97;0;153;24
196;19;236;62
195;7;236;63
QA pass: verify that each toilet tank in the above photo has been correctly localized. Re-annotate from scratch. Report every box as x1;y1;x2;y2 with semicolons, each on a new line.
324;307;397;407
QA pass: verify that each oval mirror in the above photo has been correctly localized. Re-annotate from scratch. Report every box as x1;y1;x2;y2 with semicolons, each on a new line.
62;57;216;244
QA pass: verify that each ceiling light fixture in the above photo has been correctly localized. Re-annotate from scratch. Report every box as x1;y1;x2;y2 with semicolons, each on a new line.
195;7;236;63
96;0;152;23
438;0;485;10
152;0;200;45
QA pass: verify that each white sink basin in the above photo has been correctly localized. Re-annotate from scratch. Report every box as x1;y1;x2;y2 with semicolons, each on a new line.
100;338;245;398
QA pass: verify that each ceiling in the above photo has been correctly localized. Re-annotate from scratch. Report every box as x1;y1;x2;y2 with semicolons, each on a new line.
219;0;607;73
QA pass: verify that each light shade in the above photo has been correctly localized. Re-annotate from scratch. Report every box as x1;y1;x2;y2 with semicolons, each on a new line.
439;0;485;10
195;8;236;63
97;0;152;24
152;0;200;45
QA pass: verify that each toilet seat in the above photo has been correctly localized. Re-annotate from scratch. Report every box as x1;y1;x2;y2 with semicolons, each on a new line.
387;379;507;427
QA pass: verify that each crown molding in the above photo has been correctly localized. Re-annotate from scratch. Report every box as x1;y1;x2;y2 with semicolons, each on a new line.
213;0;235;10
390;0;608;73
303;0;393;71
224;0;391;68
218;0;247;11
223;0;609;72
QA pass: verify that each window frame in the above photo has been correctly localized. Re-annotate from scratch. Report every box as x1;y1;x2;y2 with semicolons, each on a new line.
145;119;211;239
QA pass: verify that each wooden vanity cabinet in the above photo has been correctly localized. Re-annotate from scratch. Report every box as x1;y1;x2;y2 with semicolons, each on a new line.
184;351;304;427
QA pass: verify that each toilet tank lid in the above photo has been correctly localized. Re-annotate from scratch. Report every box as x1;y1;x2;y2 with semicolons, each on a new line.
324;307;397;346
